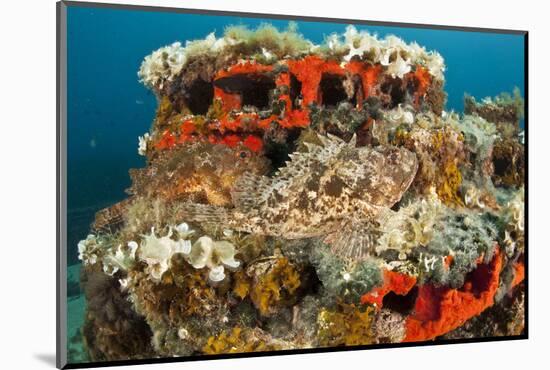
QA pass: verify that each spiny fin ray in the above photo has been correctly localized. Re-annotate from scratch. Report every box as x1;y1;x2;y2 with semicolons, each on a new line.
275;134;345;181
324;219;378;260
177;202;229;226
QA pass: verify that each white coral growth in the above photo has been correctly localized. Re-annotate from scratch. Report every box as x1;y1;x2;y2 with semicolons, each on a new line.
137;133;150;156
138;32;236;90
342;25;380;62
78;234;101;265
187;236;240;282
385;53;411;79
455;115;497;152
379;36;411;78
425;52;445;80
505;188;524;233
138;223;194;282
463;184;491;210
376;195;444;256
502;187;525;256
102;241;138;276
337;26;445;80
139;25;446;94
138;42;187;89
175;222;196;239
386;104;415;125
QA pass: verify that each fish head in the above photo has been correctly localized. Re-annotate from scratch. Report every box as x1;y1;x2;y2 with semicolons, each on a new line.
335;145;418;208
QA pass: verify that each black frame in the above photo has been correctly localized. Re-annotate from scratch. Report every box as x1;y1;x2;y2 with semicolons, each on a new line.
56;1;529;368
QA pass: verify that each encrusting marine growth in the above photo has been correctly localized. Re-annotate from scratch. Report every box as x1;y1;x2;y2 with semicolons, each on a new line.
74;24;525;362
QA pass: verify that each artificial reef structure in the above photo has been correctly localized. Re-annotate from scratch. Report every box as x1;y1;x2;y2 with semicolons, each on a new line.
76;24;525;362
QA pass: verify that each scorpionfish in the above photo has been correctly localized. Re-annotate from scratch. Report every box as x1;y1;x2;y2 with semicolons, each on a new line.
182;134;418;260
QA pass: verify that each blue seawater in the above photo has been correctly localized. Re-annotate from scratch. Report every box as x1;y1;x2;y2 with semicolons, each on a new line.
66;5;524;267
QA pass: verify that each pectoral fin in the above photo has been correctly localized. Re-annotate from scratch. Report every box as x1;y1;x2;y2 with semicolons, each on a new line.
177;202;230;226
324;218;379;260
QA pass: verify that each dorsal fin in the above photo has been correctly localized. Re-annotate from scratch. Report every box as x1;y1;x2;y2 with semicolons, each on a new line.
320;133;345;146
275;134;344;183
230;173;272;211
276;147;321;180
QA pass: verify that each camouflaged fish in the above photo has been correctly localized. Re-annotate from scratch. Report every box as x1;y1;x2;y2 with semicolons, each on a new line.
181;134;418;260
91;142;269;234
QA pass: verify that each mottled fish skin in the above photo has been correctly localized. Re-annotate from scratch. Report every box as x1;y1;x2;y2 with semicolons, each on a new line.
185;134;418;258
229;134;418;238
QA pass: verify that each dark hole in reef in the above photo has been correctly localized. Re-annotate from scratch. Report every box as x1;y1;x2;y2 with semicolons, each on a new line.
460;262;492;297
299;265;322;296
380;77;406;108
493;156;509;177
390;200;402;212
319;74;354;108
469;151;478;167
214;73;276;110
186;78;214;115
290;73;303;110
382;286;418;315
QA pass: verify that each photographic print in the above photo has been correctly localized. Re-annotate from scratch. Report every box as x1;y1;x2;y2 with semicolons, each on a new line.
58;1;527;367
